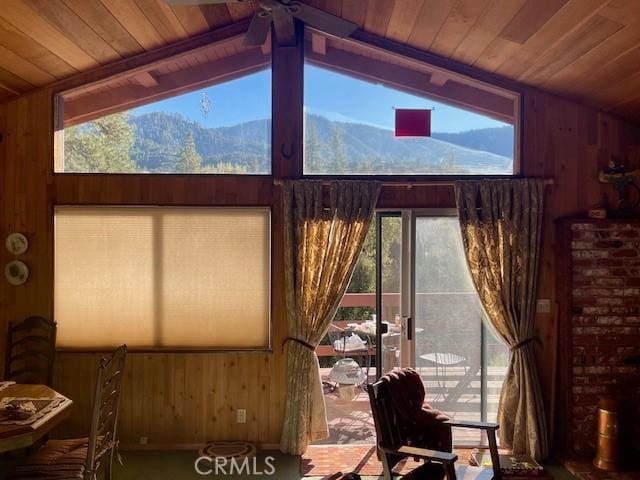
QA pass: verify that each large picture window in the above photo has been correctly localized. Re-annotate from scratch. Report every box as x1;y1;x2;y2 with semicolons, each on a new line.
54;206;271;350
55;35;271;174
304;33;519;176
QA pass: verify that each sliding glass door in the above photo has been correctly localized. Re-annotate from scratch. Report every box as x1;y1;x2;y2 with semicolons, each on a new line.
317;210;507;446
377;211;508;446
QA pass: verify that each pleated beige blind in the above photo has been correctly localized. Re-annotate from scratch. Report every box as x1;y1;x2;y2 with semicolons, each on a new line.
54;206;271;349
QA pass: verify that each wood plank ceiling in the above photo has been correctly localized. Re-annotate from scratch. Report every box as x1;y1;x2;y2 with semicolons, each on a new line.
0;0;639;123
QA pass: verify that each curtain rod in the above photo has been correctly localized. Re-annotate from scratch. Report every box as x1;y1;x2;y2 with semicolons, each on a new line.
273;179;554;188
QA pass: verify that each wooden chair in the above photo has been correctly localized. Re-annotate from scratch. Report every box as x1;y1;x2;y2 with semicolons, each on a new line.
4;316;57;385
367;368;501;480
9;345;127;480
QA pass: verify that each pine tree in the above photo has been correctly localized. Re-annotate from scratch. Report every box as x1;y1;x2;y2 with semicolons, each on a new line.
329;125;348;173
305;121;322;173
175;133;202;173
64;112;136;173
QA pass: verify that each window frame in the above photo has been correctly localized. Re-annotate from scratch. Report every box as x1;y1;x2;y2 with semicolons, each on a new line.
301;30;522;179
53;204;274;353
52;32;273;177
50;24;523;181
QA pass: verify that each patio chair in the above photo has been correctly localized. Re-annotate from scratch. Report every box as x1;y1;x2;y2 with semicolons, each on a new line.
9;345;127;480
4;316;57;386
367;368;500;480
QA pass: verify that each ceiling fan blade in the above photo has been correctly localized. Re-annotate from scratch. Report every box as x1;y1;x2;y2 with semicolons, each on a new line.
244;10;272;46
166;0;246;5
287;2;357;38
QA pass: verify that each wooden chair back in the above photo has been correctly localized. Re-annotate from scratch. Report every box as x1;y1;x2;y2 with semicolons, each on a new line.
85;345;127;480
367;379;406;470
4;316;57;385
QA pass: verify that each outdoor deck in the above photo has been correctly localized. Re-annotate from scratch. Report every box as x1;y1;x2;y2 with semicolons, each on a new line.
318;365;506;447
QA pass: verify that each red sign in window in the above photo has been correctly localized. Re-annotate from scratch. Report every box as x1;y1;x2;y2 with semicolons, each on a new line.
394;108;431;137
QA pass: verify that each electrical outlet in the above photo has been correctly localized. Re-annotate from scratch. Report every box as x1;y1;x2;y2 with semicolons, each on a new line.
536;299;551;314
139;436;148;445
236;409;246;424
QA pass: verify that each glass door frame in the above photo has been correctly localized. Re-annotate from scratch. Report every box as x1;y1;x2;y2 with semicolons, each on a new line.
375;208;458;377
411;209;492;427
376;208;492;424
374;210;402;377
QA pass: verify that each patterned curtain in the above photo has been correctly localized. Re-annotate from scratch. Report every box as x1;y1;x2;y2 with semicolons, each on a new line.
279;180;381;455
455;178;549;460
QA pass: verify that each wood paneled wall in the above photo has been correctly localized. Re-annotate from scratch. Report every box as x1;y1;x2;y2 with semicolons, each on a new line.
0;53;639;452
0;89;288;446
520;90;640;452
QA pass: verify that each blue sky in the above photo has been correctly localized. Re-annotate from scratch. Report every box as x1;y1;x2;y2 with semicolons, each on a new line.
133;64;509;134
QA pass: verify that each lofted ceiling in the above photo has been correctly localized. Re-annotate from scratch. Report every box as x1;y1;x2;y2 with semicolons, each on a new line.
0;0;639;123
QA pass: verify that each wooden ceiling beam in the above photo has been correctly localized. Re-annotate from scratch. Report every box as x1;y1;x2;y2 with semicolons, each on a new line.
306;47;516;124
429;72;448;87
350;27;523;96
272;5;296;47
63;49;270;127
311;32;327;55
133;71;159;88
54;19;251;96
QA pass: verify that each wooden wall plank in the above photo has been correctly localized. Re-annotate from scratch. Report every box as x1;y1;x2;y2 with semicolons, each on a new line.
62;0;144;58
384;0;424;44
363;0;396;37
429;0;493;59
170;5;210;36
496;0;608;80
451;0;526;65
99;0;165;51
0;66;34;95
406;0;454;51
0;20;77;80
498;0;567;44
135;0;189;43
226;3;254;23
0;45;56;87
24;0;122;64
199;5;233;30
550;32;640;100
0;1;98;71
522;14;624;85
341;0;367;26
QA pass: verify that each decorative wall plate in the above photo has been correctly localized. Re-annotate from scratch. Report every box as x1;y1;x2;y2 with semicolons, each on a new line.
5;260;29;286
5;233;28;255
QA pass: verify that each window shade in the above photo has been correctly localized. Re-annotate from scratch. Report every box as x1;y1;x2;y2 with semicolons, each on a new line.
54;206;271;349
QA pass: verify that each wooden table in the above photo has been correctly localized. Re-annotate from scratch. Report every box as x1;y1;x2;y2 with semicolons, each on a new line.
0;383;72;453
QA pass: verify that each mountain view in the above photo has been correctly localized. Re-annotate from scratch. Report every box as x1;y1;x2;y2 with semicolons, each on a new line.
62;111;514;175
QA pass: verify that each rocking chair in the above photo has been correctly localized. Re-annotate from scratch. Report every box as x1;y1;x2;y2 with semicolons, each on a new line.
367;368;501;480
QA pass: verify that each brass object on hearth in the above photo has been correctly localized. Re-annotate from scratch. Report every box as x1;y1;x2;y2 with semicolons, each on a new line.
593;397;620;472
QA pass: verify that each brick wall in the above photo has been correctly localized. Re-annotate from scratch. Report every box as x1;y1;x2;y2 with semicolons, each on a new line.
569;221;640;457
